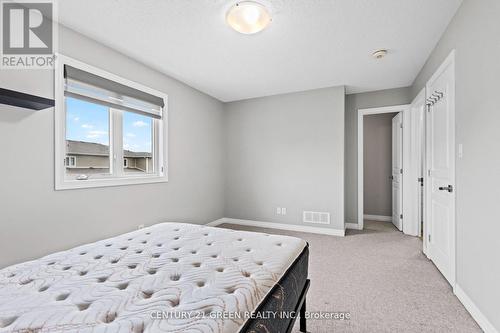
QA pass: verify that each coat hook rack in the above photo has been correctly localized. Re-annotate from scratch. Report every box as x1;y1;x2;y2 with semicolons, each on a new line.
426;90;444;107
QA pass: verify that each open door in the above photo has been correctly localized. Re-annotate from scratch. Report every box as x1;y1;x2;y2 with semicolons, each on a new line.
392;113;403;231
405;89;426;238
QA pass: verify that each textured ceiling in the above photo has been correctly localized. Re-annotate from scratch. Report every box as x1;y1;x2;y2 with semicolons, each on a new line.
58;0;463;102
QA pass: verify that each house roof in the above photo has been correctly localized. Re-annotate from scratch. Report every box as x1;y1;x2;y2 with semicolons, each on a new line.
66;140;151;158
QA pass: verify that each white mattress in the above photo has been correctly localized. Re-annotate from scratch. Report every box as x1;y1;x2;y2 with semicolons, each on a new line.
0;222;306;332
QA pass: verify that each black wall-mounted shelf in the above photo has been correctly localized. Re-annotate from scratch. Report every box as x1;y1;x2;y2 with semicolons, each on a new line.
0;88;55;110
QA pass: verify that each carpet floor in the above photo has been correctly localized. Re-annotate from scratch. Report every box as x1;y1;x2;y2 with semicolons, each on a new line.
219;221;480;333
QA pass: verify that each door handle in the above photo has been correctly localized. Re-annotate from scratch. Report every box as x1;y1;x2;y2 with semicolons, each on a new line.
438;185;453;193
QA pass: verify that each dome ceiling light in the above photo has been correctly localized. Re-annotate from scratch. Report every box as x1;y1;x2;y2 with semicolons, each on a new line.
226;1;272;34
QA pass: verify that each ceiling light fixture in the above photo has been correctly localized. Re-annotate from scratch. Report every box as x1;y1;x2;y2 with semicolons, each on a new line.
226;1;271;34
372;49;388;59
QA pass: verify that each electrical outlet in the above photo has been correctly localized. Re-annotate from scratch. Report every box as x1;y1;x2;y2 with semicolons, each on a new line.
281;207;287;215
276;207;281;215
137;224;145;230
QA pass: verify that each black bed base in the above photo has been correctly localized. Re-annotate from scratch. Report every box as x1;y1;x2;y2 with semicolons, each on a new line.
286;278;310;333
240;245;310;333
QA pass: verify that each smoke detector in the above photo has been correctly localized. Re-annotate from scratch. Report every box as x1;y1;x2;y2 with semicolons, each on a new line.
372;49;388;59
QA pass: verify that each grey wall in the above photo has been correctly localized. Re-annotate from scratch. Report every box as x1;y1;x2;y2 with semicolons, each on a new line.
411;0;500;329
363;113;398;217
344;88;412;224
0;26;225;268
224;87;345;230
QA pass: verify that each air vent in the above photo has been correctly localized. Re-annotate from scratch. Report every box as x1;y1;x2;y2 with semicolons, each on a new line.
303;211;330;225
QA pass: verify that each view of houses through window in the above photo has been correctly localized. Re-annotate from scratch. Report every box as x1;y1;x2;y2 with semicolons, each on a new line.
65;97;153;178
65;97;110;176
123;110;153;174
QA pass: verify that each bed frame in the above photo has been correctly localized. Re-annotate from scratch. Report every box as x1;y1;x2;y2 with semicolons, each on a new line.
288;279;310;333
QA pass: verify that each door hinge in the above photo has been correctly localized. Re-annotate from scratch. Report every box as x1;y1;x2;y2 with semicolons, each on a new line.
400;123;403;129
428;169;431;176
400;214;403;220
428;234;431;243
400;168;403;174
418;177;424;186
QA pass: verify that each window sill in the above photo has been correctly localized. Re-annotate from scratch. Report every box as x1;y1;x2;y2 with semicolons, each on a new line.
55;174;168;190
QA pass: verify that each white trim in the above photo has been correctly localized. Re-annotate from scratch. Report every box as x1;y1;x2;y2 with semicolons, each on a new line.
207;218;345;236
363;214;392;222
455;285;498;333
206;219;226;227
357;104;411;231
55;175;168;190
345;222;363;230
55;54;169;190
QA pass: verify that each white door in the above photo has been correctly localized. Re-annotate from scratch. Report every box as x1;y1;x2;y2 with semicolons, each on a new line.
415;102;425;238
392;113;403;231
406;90;426;237
425;52;455;285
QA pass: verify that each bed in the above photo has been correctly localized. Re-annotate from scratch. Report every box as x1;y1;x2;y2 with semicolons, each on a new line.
0;223;309;333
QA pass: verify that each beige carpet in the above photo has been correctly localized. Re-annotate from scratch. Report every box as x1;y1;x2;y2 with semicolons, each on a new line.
219;221;480;333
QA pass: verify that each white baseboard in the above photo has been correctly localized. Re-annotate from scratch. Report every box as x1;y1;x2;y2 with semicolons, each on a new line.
208;218;345;237
364;214;392;222
206;218;226;227
455;285;498;333
345;222;363;230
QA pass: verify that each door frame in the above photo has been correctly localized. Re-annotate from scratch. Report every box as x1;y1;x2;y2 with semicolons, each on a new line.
391;112;404;231
357;104;411;230
409;88;426;240
424;50;456;287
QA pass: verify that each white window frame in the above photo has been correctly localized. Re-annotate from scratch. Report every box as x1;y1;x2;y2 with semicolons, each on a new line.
55;54;168;190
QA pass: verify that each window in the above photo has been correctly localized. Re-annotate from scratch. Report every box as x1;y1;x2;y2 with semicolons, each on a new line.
65;97;110;175
123;111;154;174
55;55;168;190
65;156;76;168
